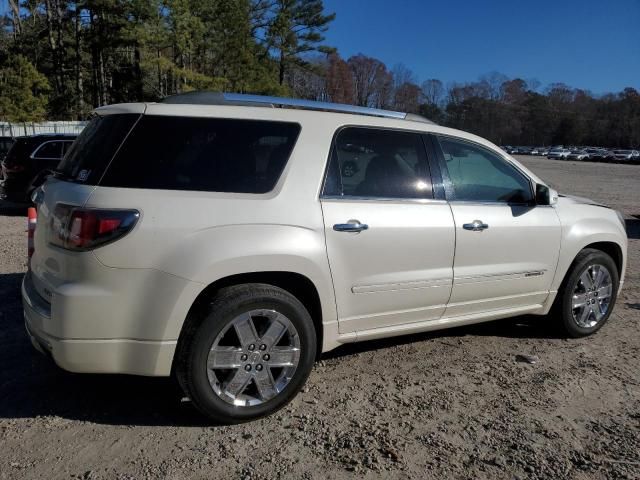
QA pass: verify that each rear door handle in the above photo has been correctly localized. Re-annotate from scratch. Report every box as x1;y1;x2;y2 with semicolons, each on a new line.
463;220;489;231
333;221;369;233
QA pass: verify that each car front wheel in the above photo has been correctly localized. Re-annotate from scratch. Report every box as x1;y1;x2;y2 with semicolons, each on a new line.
175;283;316;423
555;248;619;337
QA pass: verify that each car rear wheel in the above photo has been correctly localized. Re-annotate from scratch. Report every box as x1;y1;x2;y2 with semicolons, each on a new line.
175;283;316;423
554;248;619;337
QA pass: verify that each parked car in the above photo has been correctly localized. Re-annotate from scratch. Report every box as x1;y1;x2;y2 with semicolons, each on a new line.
567;149;590;161
0;136;15;161
0;134;76;202
587;149;614;162
23;93;627;423
612;150;634;162
517;146;533;155
537;147;550;156
547;148;571;159
531;147;549;156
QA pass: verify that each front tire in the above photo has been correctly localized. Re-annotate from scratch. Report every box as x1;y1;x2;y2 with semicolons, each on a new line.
175;284;316;423
554;249;619;338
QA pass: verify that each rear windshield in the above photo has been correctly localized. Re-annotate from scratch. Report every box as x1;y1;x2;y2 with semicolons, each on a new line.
0;138;14;156
58;114;140;183
99;116;300;194
2;138;33;164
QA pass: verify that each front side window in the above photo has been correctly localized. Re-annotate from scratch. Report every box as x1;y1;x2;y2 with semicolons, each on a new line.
100;116;300;194
437;136;533;204
323;127;431;199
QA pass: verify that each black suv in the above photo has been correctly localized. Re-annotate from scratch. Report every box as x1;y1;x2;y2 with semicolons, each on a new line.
0;134;76;202
0;136;15;160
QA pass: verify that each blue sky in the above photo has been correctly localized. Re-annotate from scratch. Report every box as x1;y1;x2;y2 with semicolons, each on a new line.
322;0;640;94
1;0;637;94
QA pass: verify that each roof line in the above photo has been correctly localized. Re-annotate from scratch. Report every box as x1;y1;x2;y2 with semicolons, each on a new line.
160;92;436;124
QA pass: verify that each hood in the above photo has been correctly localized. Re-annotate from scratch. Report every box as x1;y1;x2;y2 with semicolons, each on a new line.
558;194;610;209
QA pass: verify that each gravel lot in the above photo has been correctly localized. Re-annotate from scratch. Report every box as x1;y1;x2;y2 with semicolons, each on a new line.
1;156;638;479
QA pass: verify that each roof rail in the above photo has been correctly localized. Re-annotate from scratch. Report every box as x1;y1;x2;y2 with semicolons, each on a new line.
161;92;436;124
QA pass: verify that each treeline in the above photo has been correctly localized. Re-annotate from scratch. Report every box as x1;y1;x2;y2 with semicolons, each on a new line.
1;1;639;148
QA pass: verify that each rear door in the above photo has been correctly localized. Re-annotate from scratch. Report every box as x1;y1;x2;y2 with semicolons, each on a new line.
321;127;455;334
430;134;561;317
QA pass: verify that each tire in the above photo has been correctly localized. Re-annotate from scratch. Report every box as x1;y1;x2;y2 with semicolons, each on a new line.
175;283;316;424
553;248;619;338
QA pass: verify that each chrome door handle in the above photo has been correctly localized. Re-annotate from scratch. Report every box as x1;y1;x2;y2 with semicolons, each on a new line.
463;220;489;231
333;221;369;233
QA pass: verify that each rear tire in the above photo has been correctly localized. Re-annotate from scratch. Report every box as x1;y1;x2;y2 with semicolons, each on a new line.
553;248;619;338
175;283;316;424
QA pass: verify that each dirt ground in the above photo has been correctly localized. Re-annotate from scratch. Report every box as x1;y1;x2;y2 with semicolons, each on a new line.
0;156;638;479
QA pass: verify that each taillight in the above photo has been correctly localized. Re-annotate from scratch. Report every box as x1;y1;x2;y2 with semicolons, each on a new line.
49;204;139;251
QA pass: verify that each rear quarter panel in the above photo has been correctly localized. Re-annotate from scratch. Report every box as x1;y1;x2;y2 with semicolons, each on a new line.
86;117;339;342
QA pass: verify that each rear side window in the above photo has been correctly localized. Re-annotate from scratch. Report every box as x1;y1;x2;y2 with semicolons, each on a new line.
323;127;432;199
59;114;140;183
100;116;301;193
32;140;64;160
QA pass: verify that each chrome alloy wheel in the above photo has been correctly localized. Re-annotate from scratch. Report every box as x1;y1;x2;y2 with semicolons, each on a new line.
571;264;613;328
206;309;301;407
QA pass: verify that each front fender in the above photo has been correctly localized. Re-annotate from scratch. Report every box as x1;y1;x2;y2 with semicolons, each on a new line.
551;213;627;293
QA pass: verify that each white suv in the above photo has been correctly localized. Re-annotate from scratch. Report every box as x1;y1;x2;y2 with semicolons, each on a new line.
23;93;627;423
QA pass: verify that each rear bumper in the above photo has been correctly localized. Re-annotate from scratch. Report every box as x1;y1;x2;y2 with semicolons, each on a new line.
0;177;30;202
22;272;176;376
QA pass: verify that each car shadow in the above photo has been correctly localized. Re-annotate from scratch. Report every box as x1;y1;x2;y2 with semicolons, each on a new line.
0;200;28;216
321;315;557;360
0;270;561;428
0;272;207;427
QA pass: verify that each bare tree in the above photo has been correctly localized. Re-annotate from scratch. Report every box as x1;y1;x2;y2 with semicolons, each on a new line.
421;78;444;106
8;0;22;37
479;71;508;100
326;53;354;104
347;54;390;107
391;63;416;90
393;82;421;113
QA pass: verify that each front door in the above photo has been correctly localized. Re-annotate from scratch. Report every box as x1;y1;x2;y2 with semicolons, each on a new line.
432;135;561;317
320;127;455;334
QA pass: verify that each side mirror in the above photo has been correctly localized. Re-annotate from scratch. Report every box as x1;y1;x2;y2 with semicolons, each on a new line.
535;183;558;206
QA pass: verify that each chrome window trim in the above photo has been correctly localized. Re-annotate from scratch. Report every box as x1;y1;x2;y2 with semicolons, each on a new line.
30;140;73;160
446;200;553;207
321;195;447;205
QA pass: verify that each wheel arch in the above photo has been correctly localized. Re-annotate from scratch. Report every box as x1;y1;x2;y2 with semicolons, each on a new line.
582;241;624;277
173;271;326;374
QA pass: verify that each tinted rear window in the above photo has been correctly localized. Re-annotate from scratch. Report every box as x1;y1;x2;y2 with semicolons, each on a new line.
58;114;140;183
3;138;33;164
0;138;14;155
100;116;300;194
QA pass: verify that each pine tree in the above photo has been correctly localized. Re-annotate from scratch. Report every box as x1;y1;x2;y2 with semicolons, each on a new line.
0;55;51;122
266;0;335;85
